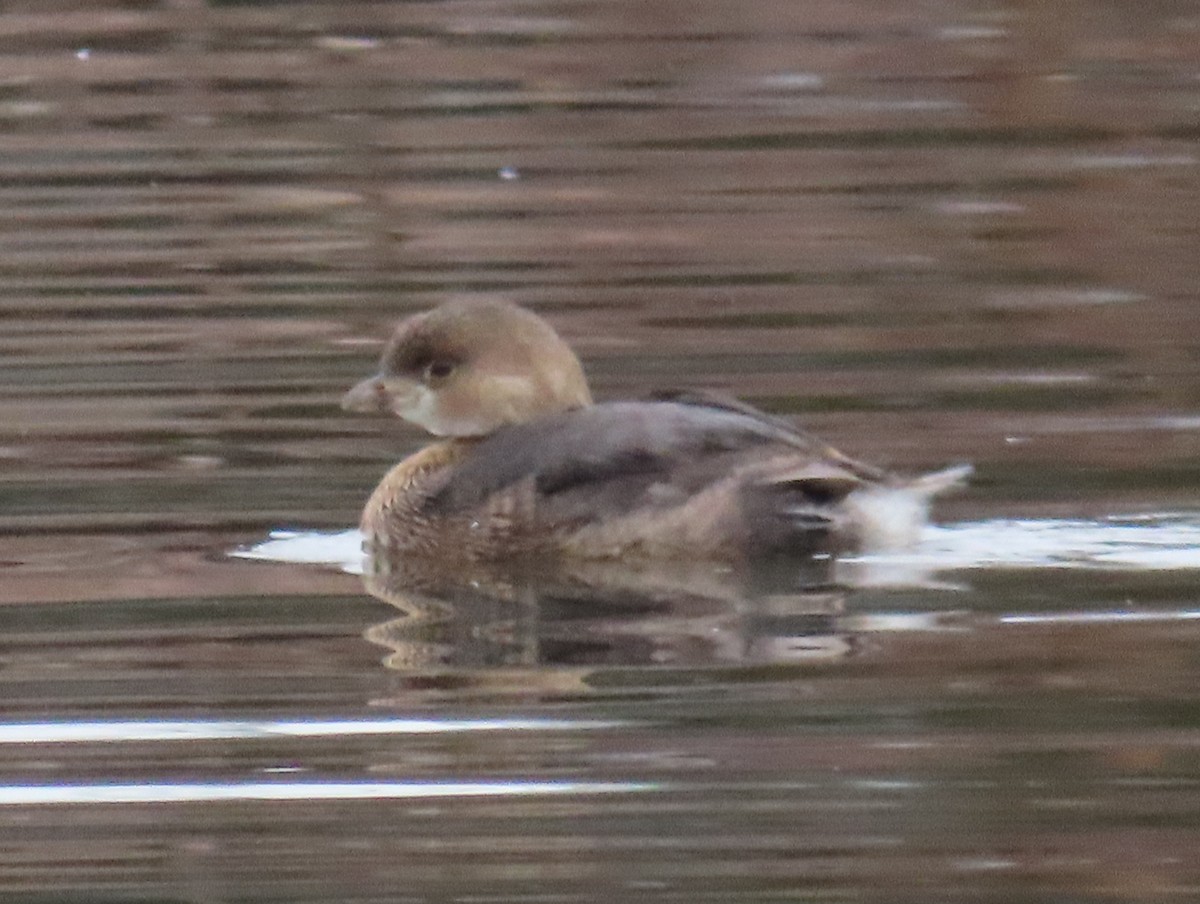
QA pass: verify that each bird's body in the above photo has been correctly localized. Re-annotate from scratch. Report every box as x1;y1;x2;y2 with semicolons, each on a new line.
343;299;968;564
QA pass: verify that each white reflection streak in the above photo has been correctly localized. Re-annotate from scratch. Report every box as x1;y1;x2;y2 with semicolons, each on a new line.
1001;609;1200;626
236;514;1200;576
0;717;626;746
0;780;655;806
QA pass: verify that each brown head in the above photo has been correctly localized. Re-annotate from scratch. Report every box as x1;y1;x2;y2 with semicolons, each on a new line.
342;298;593;437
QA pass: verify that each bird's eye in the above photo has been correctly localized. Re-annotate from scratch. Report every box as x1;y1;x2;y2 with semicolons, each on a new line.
425;360;455;381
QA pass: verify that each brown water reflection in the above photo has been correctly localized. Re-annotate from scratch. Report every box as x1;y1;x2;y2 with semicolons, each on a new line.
362;553;849;678
2;0;1200;901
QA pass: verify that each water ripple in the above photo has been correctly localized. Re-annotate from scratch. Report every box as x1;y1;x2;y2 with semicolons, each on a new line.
0;779;655;806
236;512;1200;577
0;717;629;746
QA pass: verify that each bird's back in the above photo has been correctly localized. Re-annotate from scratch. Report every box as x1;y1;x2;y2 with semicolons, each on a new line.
362;397;880;562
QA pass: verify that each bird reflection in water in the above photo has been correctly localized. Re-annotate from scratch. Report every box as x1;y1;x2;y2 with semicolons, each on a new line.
359;550;855;688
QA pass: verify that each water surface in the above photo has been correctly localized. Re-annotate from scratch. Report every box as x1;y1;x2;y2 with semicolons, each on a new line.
2;1;1200;901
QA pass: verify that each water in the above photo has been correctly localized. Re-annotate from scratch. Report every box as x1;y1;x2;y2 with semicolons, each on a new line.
3;1;1200;901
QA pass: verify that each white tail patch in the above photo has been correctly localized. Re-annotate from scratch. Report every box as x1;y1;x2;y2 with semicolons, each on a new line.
844;464;973;551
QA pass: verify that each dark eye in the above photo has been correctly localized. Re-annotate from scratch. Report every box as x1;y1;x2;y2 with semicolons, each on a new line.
425;360;455;381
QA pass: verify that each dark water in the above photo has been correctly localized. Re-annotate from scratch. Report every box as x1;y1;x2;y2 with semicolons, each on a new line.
3;1;1200;901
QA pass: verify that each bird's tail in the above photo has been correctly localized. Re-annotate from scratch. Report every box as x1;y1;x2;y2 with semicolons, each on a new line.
844;463;973;551
907;463;974;500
